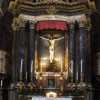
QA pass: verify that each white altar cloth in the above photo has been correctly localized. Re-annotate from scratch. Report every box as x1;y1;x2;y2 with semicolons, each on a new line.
32;97;72;100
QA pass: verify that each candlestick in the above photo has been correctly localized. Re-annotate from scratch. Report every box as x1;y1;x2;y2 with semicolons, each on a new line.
1;80;3;87
41;59;42;72
81;59;83;73
20;59;23;72
31;60;33;73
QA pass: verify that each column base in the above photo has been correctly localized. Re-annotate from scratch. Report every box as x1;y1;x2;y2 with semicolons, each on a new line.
8;83;17;100
85;91;93;100
0;88;3;100
85;84;93;100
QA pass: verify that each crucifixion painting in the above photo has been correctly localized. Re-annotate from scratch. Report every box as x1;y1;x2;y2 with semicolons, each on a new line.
40;36;64;63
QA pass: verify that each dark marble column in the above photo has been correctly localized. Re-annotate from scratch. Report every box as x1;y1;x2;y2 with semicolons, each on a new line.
0;16;2;49
8;88;16;100
68;22;75;82
8;18;19;100
27;22;35;82
79;21;85;82
17;19;26;82
0;9;3;49
74;20;79;83
8;18;17;100
86;27;92;86
11;18;18;83
0;88;3;100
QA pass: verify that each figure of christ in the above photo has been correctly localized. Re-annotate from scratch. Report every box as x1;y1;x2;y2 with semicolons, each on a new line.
40;36;64;63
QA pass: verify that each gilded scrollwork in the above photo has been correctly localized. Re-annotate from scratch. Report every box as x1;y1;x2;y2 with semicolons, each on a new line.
45;6;59;14
9;1;17;12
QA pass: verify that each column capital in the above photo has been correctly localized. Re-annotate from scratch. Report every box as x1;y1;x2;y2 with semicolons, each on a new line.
79;21;86;27
12;18;19;31
18;17;26;28
29;21;36;29
86;27;91;32
86;17;92;27
69;22;74;29
12;17;26;30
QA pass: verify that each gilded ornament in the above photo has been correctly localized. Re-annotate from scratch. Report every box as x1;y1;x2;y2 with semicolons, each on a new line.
45;6;58;14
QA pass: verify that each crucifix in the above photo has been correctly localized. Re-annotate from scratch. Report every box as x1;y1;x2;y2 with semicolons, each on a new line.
40;36;64;63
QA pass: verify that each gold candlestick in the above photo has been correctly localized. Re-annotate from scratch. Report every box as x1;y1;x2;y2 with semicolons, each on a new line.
67;70;76;91
70;72;76;91
78;72;86;90
28;72;35;90
20;71;22;81
19;71;24;90
31;72;33;82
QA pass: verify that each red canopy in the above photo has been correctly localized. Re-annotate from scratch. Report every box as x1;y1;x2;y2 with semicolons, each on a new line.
36;20;67;31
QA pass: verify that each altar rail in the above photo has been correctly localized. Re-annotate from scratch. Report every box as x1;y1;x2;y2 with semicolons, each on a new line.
32;97;72;100
19;96;84;100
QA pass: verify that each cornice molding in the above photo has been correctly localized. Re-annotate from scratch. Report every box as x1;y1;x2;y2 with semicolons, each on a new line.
18;14;87;24
8;0;92;16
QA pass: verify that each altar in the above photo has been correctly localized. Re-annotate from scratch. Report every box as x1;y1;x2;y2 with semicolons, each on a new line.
32;97;72;100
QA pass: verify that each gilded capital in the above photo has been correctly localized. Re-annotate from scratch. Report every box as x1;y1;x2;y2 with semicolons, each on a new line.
18;17;26;28
12;18;19;31
12;17;26;30
30;21;36;29
86;27;91;32
69;22;74;29
79;20;85;27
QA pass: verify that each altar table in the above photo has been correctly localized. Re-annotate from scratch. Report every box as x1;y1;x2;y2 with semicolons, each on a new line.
32;97;72;100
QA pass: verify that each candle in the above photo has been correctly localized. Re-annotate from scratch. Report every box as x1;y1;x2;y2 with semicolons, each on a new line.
31;60;33;73
20;59;23;72
1;80;3;87
81;59;83;73
71;60;73;73
61;60;63;72
77;71;78;81
26;71;27;80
